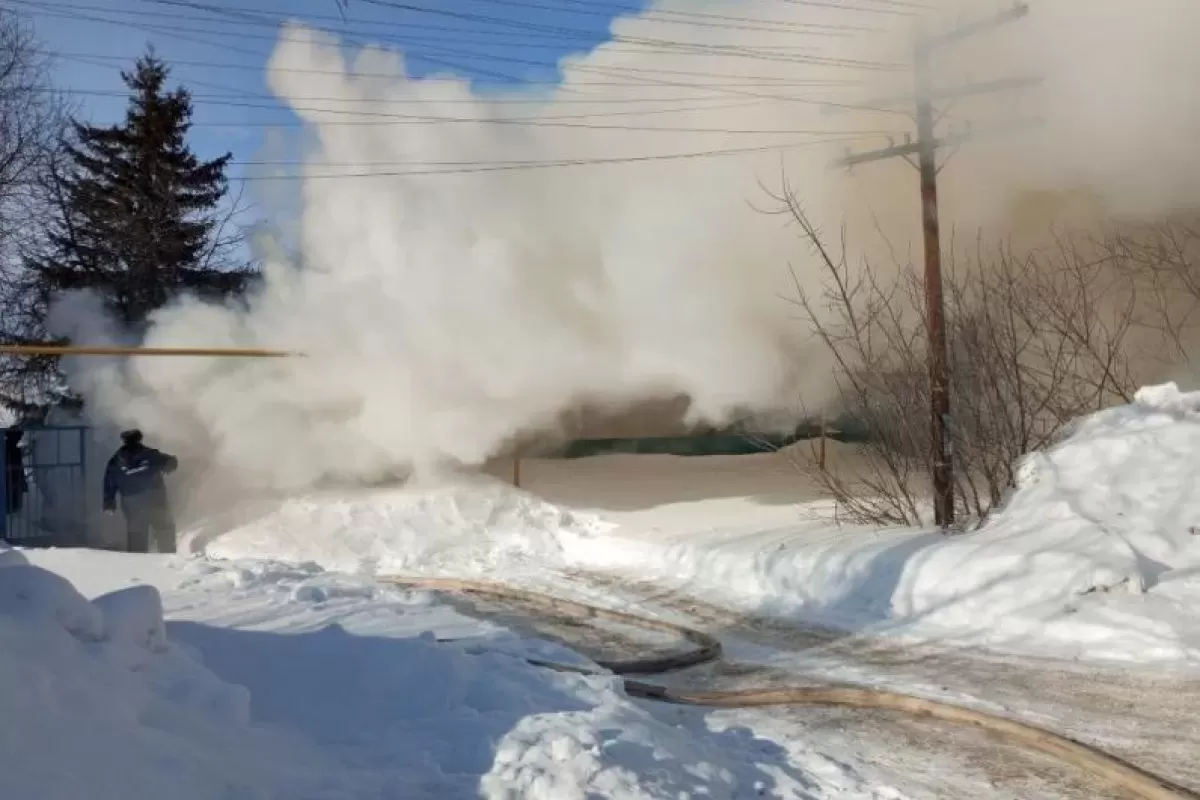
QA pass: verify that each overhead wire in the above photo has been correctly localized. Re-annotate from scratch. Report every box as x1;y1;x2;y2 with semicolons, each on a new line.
353;0;866;37
51;89;907;134
11;0;908;97
45;79;911;132
146;0;893;37
351;0;909;70
66;0;827;54
231;135;885;179
52;74;823;107
49;58;892;175
726;0;926;12
50;52;868;91
16;0;911;115
12;2;561;83
13;0;911;179
14;0;909;78
134;0;910;70
114;2;836;52
518;0;889;33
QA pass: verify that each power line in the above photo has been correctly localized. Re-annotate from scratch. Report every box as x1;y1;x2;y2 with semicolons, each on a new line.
352;0;869;36
52;74;903;128
71;1;831;51
54;85;904;131
360;0;925;22
531;0;890;32
150;0;888;37
746;0;926;12
13;0;904;79
550;0;929;9
34;0;893;67
345;0;909;69
59;87;905;134
15;0;912;132
53;51;865;95
19;5;903;111
538;59;912;115
389;0;888;33
233;135;881;179
52;55;891;125
15;0;607;88
10;0;575;84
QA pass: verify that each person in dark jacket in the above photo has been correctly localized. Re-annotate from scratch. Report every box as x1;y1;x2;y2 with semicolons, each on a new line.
102;429;179;553
3;427;27;516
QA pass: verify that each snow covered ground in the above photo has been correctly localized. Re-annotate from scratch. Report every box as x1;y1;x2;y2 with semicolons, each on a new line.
199;383;1200;669
5;383;1200;799
1;545;904;800
546;383;1200;667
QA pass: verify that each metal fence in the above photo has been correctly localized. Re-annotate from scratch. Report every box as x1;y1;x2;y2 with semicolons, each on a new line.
1;426;90;548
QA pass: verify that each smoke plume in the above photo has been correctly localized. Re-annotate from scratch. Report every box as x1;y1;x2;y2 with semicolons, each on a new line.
54;0;1200;497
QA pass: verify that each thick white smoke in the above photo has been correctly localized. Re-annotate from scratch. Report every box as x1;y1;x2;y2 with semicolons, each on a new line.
54;0;1200;497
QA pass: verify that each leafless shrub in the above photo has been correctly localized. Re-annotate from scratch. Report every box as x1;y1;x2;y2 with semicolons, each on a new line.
1093;218;1200;367
0;11;72;413
768;177;1169;529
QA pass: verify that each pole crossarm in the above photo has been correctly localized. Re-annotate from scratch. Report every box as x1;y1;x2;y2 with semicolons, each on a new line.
917;2;1030;55
0;344;299;358
822;76;1043;117
834;116;1044;168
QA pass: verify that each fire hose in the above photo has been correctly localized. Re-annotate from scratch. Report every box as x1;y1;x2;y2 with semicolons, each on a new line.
381;576;1200;800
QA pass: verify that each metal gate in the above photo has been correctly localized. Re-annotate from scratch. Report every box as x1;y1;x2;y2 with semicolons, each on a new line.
1;426;90;547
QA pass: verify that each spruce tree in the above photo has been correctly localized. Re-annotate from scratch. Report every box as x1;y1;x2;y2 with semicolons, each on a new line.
31;49;251;330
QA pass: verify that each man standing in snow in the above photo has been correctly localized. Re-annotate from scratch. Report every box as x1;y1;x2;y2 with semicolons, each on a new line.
102;429;179;554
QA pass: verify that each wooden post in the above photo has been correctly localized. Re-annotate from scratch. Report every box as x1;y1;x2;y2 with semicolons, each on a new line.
913;38;954;528
819;417;828;472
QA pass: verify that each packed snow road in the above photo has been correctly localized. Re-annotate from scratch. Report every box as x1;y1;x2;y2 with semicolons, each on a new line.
412;567;1200;800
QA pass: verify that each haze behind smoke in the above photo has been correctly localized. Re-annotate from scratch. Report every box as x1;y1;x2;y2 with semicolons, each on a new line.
51;0;1200;496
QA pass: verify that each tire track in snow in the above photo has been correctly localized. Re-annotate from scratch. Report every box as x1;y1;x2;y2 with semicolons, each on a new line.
558;569;1200;799
407;569;1199;799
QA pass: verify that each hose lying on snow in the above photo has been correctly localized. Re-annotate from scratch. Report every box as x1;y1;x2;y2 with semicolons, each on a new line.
382;576;1200;800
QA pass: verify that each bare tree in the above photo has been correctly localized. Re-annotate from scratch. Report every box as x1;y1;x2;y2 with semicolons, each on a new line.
770;177;1151;529
0;10;72;415
1092;219;1200;367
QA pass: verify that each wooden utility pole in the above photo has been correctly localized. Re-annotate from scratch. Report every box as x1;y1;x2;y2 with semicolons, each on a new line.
913;33;953;528
833;2;1037;529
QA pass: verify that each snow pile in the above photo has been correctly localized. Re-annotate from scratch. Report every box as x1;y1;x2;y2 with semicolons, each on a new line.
565;383;1200;664
201;479;613;577
0;540;28;568
0;552;860;799
895;383;1200;607
0;562;287;800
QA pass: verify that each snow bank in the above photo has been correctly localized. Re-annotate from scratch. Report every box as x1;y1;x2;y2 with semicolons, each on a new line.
889;382;1200;659
0;540;29;568
564;384;1200;665
200;478;613;577
0;563;279;800
0;553;855;799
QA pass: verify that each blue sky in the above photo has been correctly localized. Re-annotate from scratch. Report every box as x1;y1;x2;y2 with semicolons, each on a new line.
27;0;641;180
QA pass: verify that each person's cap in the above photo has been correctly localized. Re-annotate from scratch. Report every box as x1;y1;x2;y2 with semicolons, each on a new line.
120;429;143;445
